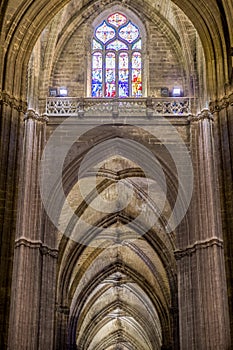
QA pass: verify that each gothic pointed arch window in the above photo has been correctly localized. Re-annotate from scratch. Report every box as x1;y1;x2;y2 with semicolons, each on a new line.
91;12;143;98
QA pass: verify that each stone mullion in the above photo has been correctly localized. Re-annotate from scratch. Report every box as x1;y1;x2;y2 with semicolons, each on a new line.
177;109;231;349
8;110;48;350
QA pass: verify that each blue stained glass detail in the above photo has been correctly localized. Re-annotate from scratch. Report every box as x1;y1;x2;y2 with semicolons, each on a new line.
92;52;103;97
106;39;128;51
92;82;102;97
119;21;139;43
105;52;116;97
95;21;116;44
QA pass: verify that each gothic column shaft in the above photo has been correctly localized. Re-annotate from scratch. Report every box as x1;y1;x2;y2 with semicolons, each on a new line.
0;93;26;348
8;110;48;350
38;219;58;350
212;93;233;343
177;109;231;349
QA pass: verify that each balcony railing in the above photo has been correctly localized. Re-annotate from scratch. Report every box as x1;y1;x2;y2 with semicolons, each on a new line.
46;97;192;117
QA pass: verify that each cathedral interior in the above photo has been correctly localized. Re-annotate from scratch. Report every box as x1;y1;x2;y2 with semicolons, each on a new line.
0;0;233;349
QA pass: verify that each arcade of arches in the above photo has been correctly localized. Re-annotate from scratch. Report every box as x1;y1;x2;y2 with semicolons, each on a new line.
0;0;233;349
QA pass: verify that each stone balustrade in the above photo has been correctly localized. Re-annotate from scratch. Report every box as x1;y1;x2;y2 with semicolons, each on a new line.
46;97;193;117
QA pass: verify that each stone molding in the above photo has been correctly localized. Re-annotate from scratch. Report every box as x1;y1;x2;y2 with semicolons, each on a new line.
15;237;58;258
24;108;49;123
0;90;27;113
55;305;70;315
174;237;223;260
209;92;233;113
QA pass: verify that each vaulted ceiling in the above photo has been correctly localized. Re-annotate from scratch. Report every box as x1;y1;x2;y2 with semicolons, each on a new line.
0;1;232;349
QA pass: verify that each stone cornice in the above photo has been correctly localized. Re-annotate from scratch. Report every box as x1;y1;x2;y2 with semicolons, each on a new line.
188;108;213;122
0;90;27;113
24;109;49;123
174;237;223;260
15;237;58;258
209;92;233;114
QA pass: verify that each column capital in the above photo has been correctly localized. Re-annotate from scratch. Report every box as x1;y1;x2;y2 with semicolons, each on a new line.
188;108;213;122
209;91;233;113
0;89;27;113
24;108;49;123
15;237;58;258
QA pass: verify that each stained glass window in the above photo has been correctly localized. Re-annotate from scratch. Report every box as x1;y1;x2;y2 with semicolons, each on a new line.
93;39;102;50
132;39;142;50
108;13;127;27
119;22;139;43
92;52;103;97
92;13;143;97
106;39;128;51
132;52;142;97
105;52;116;97
119;52;129;97
95;21;116;44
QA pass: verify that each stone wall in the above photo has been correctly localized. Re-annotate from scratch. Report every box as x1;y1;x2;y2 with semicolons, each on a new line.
51;19;184;98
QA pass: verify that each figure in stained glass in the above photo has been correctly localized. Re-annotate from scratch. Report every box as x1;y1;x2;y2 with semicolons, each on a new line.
105;52;116;97
92;52;103;97
119;52;129;97
132;52;142;97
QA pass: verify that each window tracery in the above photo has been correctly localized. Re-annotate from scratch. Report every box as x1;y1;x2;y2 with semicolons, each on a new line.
91;12;142;98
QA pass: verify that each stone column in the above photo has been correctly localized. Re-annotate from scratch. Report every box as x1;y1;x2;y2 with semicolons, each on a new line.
0;91;26;349
211;92;233;344
38;218;58;350
7;109;50;350
55;305;70;350
176;109;231;349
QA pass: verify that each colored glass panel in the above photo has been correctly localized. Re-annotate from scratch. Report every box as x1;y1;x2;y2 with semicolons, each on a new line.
92;39;102;50
92;14;143;98
132;39;142;50
119;21;139;43
92;52;103;97
105;52;116;97
132;52;142;69
132;52;142;97
106;39;128;51
95;21;116;44
107;13;127;27
119;52;129;97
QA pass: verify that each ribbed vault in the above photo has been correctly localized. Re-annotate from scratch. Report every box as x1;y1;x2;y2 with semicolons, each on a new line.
56;151;178;349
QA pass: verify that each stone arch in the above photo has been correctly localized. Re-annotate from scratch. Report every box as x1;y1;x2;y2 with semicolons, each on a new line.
1;0;232;100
